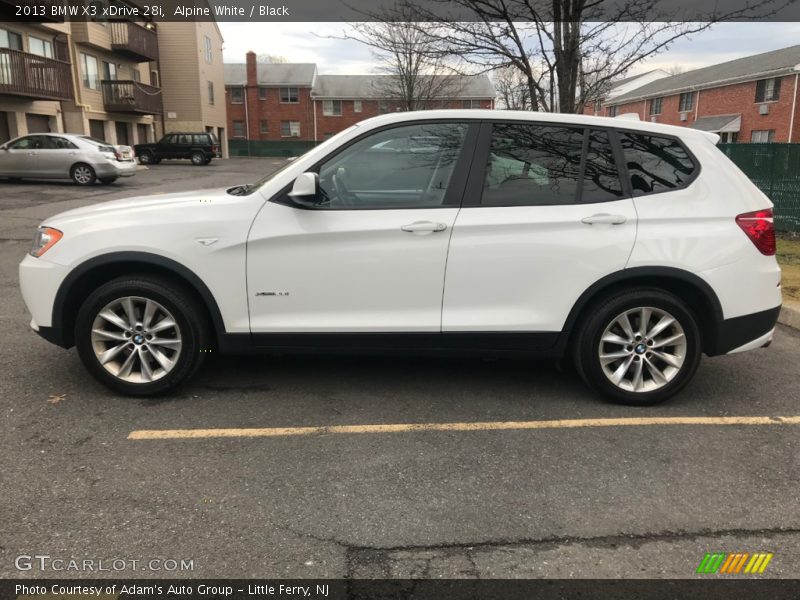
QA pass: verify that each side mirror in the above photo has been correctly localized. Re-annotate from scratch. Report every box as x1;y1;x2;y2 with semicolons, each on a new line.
288;172;320;207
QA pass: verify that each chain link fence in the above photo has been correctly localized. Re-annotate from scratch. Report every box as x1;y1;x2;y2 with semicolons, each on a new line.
228;139;317;158
719;143;800;233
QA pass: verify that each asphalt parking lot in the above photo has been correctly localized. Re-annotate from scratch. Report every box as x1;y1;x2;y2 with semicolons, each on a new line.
1;158;800;580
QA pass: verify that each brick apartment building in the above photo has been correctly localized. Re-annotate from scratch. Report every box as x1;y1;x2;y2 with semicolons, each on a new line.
588;45;800;143
224;51;495;142
0;10;225;148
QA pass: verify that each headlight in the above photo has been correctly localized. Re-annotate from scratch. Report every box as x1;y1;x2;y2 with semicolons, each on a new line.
30;227;63;258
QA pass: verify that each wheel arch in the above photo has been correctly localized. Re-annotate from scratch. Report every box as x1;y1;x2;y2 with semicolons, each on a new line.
560;267;724;355
52;252;226;349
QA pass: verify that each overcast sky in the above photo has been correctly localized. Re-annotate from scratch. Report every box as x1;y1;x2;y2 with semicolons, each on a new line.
218;22;800;76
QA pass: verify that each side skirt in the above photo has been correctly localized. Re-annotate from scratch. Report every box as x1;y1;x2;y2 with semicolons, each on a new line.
219;332;563;358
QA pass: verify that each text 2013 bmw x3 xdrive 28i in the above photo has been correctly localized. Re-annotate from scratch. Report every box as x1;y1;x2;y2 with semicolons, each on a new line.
19;111;782;405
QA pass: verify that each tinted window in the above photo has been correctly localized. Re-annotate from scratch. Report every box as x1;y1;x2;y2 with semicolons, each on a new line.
9;136;36;150
316;123;467;209
193;134;209;145
619;133;696;196
44;136;78;149
583;130;624;202
178;134;191;145
482;124;623;206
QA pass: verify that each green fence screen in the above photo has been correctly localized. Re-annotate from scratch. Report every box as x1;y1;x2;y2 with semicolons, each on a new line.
718;143;800;233
228;139;317;158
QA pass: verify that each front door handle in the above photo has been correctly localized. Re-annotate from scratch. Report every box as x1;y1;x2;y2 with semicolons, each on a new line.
581;213;627;225
401;221;447;234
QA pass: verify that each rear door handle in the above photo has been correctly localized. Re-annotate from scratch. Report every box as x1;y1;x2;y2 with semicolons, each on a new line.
401;221;447;234
581;213;627;225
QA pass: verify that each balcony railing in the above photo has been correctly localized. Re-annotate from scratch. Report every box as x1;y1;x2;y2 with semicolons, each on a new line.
110;22;158;62
0;48;72;101
101;80;162;114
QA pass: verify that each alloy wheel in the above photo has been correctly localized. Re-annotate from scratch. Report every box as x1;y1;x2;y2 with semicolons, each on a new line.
90;296;182;384
597;306;687;393
73;166;93;184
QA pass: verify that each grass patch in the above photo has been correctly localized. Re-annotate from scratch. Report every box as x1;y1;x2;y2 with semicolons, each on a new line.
777;235;800;303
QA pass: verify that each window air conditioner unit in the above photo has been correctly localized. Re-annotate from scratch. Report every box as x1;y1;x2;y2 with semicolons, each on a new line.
759;104;769;115
679;113;688;122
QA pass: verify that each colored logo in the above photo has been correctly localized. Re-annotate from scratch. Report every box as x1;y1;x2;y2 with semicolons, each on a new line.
696;552;773;574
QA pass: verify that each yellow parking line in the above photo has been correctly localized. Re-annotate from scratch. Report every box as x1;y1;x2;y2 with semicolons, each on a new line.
128;415;800;440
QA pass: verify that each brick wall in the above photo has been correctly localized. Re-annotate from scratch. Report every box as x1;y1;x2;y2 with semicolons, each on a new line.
225;50;495;143
603;74;800;142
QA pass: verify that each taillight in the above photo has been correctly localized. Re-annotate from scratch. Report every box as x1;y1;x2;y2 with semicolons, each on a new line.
736;208;776;255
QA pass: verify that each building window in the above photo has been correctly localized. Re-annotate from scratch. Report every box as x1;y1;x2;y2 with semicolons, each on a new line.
679;92;694;112
81;53;100;90
755;78;781;103
378;101;389;114
232;120;245;138
280;121;300;137
322;100;342;116
259;87;267;100
353;99;362;113
101;61;117;81
0;28;23;51
204;35;212;63
230;87;244;104
280;87;299;103
151;70;159;87
608;105;618;117
260;120;268;134
462;99;482;109
132;68;141;82
751;130;775;143
28;35;53;58
649;97;663;116
207;81;214;105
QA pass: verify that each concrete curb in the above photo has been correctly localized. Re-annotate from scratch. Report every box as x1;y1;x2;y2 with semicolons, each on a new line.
778;302;800;330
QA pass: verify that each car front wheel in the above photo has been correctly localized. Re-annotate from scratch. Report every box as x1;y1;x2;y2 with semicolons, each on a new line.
75;276;210;396
572;288;702;406
138;150;154;165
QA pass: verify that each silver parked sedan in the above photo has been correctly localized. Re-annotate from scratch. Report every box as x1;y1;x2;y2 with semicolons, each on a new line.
0;133;137;185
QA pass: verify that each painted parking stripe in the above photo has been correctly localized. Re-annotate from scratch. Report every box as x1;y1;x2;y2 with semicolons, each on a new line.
128;415;800;440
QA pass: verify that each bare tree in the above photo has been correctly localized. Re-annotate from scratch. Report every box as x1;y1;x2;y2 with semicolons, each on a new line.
329;6;465;111
367;0;784;113
665;64;686;76
257;54;288;64
494;65;532;110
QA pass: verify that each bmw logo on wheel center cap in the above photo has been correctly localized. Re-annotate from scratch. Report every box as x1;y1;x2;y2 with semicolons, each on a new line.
635;343;647;354
133;334;145;345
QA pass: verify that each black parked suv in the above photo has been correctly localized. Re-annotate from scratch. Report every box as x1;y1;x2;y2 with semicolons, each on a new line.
134;132;221;166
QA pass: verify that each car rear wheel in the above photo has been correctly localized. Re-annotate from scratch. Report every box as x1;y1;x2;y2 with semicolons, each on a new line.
75;276;210;396
71;163;96;186
572;288;701;406
99;177;118;185
138;150;155;165
190;151;206;166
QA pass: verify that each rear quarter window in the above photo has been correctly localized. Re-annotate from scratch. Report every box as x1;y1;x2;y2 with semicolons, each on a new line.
618;132;696;196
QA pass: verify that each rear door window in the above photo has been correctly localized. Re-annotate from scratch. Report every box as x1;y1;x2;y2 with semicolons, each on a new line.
482;123;624;206
193;134;209;145
618;132;696;196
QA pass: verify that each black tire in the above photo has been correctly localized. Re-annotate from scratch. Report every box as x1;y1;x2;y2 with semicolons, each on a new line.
190;151;206;166
70;163;96;186
138;150;155;165
99;177;118;185
74;275;210;396
572;288;702;406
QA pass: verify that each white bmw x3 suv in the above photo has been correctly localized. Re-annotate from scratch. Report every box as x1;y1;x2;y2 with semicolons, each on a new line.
19;111;781;405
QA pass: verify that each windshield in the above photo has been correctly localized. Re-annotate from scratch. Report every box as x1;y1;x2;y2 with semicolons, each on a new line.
234;124;360;195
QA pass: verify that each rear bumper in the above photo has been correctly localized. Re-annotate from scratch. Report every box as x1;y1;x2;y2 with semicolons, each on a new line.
95;160;137;178
706;305;781;356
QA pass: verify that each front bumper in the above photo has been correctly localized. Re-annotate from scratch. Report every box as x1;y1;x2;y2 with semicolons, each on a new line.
19;254;71;347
